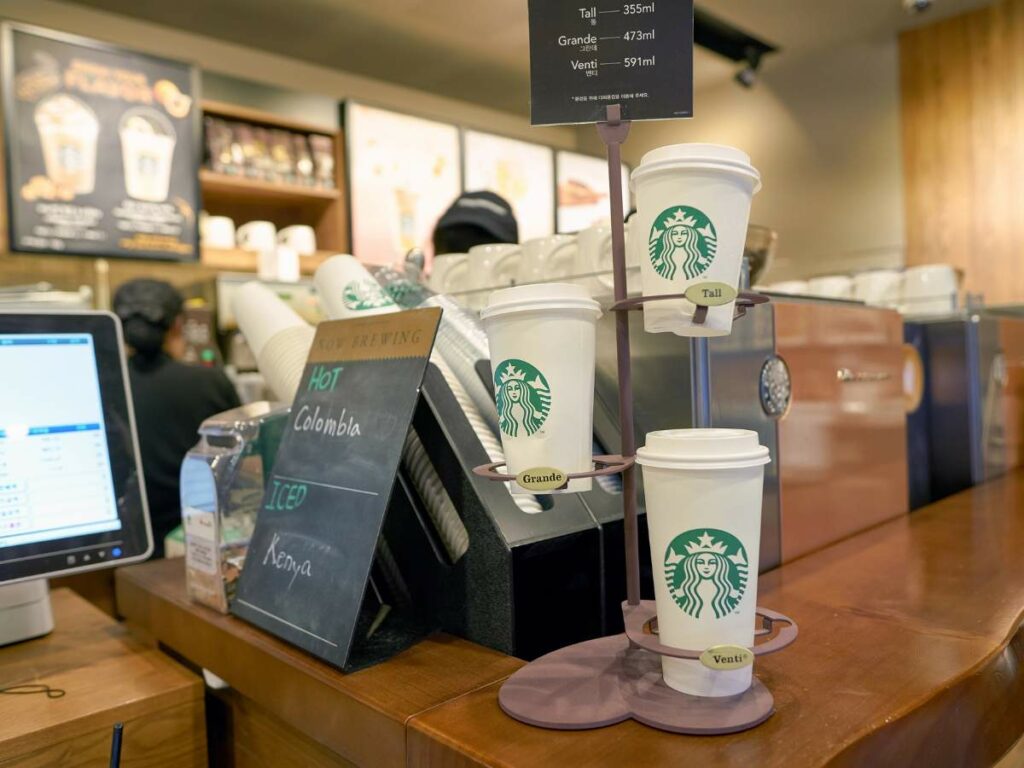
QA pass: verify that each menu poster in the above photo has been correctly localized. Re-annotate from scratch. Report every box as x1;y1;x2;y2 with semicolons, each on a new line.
1;23;200;261
345;102;461;267
463;130;555;242
232;308;442;670
556;150;631;233
527;0;694;125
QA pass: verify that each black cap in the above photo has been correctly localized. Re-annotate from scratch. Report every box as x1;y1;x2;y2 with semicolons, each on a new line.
434;191;518;248
113;279;183;358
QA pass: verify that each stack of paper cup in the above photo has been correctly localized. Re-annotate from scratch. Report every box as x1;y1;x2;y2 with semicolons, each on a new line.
632;144;761;337
232;282;315;403
481;283;601;494
637;428;770;697
315;254;398;319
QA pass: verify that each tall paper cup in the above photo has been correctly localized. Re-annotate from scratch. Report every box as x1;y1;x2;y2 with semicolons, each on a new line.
481;284;601;494
637;429;770;697
632;144;760;337
315;254;398;319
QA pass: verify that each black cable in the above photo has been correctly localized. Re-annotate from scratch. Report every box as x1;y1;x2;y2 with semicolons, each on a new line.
0;683;66;698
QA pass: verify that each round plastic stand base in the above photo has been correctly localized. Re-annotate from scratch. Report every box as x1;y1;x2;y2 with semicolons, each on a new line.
499;634;775;735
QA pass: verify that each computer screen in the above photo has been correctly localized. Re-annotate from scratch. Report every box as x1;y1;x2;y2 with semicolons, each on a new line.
0;313;152;584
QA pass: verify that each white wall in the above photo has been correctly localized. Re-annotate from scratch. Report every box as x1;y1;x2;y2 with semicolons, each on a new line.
581;39;907;283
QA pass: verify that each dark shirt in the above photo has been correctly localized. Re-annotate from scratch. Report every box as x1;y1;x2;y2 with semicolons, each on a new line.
128;352;240;555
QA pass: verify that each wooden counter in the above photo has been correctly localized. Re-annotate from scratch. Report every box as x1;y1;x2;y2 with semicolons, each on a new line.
114;558;522;768
118;471;1024;767
0;588;205;766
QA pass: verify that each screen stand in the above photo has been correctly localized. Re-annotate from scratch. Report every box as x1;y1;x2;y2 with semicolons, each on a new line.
0;580;54;646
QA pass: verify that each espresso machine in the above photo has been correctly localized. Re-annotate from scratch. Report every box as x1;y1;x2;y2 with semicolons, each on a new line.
596;295;909;570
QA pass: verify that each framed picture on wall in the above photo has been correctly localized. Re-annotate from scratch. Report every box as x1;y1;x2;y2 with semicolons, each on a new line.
344;102;462;265
463;130;554;242
1;22;201;261
555;150;631;234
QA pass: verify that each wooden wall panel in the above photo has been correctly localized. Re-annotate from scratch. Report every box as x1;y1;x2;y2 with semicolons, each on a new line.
900;0;1024;304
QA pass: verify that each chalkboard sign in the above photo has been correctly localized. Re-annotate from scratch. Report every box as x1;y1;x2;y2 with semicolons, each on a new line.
527;0;694;126
1;23;200;260
232;308;442;669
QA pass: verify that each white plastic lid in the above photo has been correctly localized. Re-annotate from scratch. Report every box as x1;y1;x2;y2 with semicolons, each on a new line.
636;428;770;470
631;143;761;192
480;282;602;321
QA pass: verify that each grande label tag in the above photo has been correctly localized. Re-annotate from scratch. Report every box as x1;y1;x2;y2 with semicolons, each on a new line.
516;467;569;492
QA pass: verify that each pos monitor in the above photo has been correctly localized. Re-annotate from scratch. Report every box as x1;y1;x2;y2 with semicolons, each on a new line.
0;312;152;644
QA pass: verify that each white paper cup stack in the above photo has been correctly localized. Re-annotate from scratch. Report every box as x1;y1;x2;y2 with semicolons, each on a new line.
315;254;398;319
637;428;770;697
632;144;761;337
232;281;315;403
481;283;601;494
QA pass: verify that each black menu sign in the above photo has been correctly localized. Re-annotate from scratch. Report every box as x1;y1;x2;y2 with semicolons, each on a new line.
1;23;200;260
528;0;693;126
232;308;442;669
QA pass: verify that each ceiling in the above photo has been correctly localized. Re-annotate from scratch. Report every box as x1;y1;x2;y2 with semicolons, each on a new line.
63;0;995;114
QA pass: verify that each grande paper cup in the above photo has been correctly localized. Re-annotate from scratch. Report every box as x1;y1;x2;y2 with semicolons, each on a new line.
315;254;398;319
637;429;770;697
481;283;601;494
632;144;760;337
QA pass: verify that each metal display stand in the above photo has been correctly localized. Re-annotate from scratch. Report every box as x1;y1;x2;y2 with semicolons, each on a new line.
476;106;797;734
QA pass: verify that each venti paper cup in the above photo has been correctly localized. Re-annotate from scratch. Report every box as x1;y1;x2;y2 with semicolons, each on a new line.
637;428;770;697
632;144;761;338
481;283;601;494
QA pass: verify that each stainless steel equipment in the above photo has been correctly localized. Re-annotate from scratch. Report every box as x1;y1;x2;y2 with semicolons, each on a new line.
596;295;909;570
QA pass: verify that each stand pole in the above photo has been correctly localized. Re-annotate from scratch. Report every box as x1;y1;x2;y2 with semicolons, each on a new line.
596;105;639;606
690;338;712;428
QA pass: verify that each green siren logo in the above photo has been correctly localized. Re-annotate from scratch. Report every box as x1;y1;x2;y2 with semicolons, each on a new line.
494;359;551;438
342;279;396;311
648;206;718;281
664;529;749;619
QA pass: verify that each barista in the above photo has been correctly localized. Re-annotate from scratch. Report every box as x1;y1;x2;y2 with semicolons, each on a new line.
433;190;519;254
114;279;240;555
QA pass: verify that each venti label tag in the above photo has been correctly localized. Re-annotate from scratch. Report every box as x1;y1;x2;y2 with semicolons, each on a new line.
699;644;754;670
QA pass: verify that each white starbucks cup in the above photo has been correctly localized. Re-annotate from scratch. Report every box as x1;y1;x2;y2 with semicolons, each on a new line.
632;144;761;337
637;428;770;697
314;254;398;319
481;283;601;495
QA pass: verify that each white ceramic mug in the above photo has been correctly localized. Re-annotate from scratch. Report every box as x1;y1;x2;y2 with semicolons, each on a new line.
852;270;903;307
429;253;470;294
467;243;523;309
201;215;236;250
518;235;578;285
766;281;809;296
236;221;278;254
574;222;615;297
277;225;317;257
807;275;854;299
901;264;959;315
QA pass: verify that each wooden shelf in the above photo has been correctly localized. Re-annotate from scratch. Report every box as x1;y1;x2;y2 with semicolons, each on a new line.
200;170;339;206
201;99;336;136
200;246;333;275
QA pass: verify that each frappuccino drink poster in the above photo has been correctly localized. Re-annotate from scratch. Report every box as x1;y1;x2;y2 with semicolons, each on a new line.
2;23;200;260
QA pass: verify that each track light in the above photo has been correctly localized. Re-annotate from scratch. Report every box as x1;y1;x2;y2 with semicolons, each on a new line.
734;47;763;89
